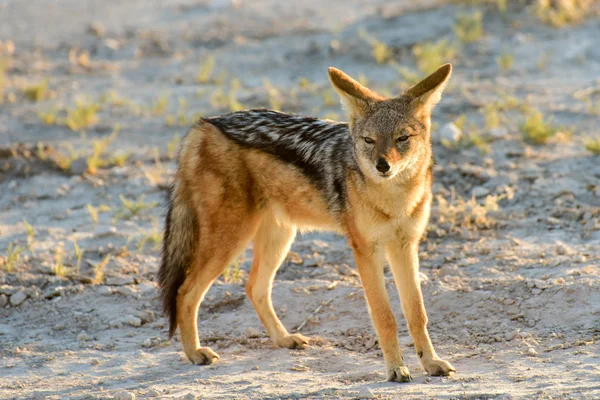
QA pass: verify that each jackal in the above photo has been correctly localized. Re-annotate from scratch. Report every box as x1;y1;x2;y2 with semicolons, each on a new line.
158;64;455;382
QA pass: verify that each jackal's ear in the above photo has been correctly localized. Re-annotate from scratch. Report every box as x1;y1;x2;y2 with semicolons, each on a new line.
328;67;384;120
406;63;452;116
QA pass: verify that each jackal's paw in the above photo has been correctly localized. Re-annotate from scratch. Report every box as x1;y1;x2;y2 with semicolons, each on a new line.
387;365;412;383
187;347;220;365
422;357;455;376
276;333;310;349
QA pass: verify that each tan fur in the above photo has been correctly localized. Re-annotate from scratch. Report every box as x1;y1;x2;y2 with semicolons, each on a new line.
167;64;455;381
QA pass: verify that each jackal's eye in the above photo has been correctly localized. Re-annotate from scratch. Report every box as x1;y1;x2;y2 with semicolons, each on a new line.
363;137;375;144
396;135;409;143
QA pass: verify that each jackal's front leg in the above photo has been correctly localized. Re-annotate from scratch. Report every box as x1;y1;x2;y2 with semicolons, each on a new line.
352;245;412;382
386;242;455;376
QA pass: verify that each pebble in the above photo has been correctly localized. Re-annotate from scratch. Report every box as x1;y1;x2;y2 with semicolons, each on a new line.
113;391;135;400
471;186;490;198
180;394;197;400
438;265;461;278
146;389;160;398
106;276;135;286
0;294;7;307
531;288;542;296
123;315;142;327
10;290;28;306
503;298;515;305
142;338;153;348
526;347;538;357
90;359;100;366
77;331;89;342
109;320;123;329
97;286;112;296
246;327;262;338
438;122;463;143
357;387;376;399
70;157;89;175
505;330;519;341
489;127;508;139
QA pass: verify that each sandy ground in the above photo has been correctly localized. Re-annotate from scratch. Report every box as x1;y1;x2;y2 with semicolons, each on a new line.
1;0;600;399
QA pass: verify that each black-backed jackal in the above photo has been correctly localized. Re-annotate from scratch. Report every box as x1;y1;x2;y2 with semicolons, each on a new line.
158;64;455;382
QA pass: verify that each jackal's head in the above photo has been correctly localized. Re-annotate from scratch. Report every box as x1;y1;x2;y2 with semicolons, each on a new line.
328;64;451;182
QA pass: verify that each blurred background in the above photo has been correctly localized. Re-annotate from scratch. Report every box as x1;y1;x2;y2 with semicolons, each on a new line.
1;1;599;399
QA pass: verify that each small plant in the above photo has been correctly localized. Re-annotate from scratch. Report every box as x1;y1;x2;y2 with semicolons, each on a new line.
228;79;244;112
23;78;49;102
391;62;421;87
521;109;557;144
455;11;484;43
3;242;26;272
65;98;99;131
38;109;57;125
73;238;84;274
52;242;67;277
23;219;35;248
87;203;111;225
87;124;120;174
358;28;393;64
413;39;458;74
263;79;282;110
137;220;163;252
93;255;111;284
535;0;591;27
195;55;216;84
167;133;181;159
497;50;514;71
151;92;170;115
115;194;159;220
436;189;506;231
321;88;338;108
483;104;500;129
222;258;243;284
584;136;600;155
537;51;548;71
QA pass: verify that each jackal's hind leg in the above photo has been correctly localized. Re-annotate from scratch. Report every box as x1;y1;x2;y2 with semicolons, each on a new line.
177;213;261;365
246;214;310;349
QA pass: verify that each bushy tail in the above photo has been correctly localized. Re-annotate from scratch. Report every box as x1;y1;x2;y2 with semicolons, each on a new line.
158;185;199;338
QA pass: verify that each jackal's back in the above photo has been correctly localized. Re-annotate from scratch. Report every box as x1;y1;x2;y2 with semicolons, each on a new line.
204;109;360;213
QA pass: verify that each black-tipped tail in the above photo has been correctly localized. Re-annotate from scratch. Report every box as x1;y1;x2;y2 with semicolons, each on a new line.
158;186;199;338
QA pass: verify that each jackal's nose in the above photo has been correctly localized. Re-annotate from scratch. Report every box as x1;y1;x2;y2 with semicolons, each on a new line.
376;158;390;173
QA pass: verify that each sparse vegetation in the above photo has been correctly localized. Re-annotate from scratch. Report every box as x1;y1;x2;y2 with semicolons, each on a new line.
167;133;181;159
151;92;170;115
87;203;112;225
535;0;592;27
483;104;500;129
358;28;393;64
196;55;216;84
521;108;557;144
52;242;67;277
73;238;84;274
263;79;283;110
65;98;100;131
222;258;243;284
137;220;163;252
22;219;35;250
436;190;507;231
3;242;26;272
86;124;121;174
584;136;600;155
413;39;458;74
93;255;111;284
497;50;514;71
455;11;484;43
23;78;49;102
115;194;159;220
